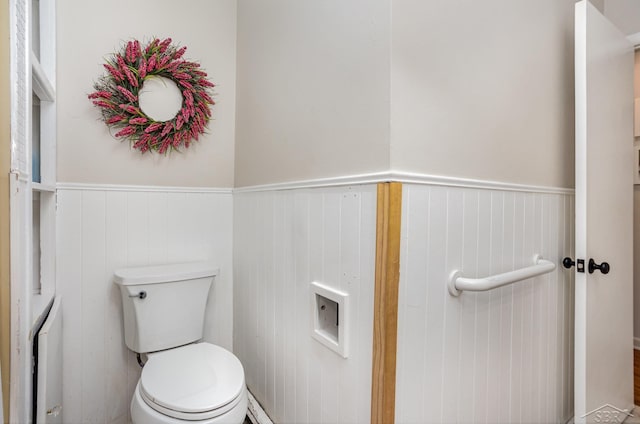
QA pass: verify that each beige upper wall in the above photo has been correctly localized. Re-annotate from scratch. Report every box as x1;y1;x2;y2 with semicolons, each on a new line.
60;0;625;189
590;0;605;13
604;0;640;35
235;0;580;189
635;50;640;99
233;0;391;187
390;0;576;188
57;0;237;187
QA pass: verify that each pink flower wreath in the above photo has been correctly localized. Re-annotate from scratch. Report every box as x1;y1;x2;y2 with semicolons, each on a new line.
89;38;215;154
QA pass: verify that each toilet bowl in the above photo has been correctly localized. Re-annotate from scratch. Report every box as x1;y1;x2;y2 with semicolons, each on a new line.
130;343;247;424
132;384;248;424
113;262;248;424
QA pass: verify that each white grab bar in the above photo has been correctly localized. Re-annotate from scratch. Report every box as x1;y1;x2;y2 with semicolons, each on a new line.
448;255;556;297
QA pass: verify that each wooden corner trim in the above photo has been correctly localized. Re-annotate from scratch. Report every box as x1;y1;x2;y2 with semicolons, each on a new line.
371;182;402;424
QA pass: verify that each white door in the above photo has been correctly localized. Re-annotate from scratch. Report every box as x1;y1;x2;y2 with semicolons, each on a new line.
574;1;635;422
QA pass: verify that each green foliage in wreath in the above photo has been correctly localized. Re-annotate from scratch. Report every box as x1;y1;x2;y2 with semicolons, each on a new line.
89;38;215;154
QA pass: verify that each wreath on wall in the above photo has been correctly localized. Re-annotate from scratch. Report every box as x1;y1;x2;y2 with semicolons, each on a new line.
88;38;215;154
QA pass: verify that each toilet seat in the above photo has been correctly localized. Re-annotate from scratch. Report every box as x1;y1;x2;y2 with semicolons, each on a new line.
140;389;244;421
139;343;245;420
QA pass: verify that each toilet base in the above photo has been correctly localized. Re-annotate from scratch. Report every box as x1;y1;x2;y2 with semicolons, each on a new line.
131;381;248;424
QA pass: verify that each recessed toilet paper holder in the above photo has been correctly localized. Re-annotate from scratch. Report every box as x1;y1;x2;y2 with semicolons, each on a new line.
310;282;349;358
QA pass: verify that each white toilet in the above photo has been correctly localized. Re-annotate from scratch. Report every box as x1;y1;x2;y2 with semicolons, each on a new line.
114;262;247;424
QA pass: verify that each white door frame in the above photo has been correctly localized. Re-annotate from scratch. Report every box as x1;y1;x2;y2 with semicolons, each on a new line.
632;31;640;353
8;0;57;421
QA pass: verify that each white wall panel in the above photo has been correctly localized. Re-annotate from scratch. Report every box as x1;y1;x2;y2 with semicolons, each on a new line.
233;185;377;424
395;184;574;424
58;180;574;424
57;188;233;424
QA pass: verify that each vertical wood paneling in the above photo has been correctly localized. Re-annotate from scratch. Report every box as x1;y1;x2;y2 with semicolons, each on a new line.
474;190;491;423
147;193;168;264
273;194;284;419
81;191;106;423
292;192;310;424
57;190;82;423
233;185;377;424
371;183;402;424
307;192;324;423
521;194;535;422
357;189;376;424
486;191;504;422
441;189;463;423
423;187;447;419
396;184;574;424
282;195;296;424
58;182;573;424
201;192;235;351
395;185;426;423
57;189;233;424
104;191;128;424
339;190;361;424
458;189;479;424
124;191;148;417
262;194;274;410
499;192;515;424
547;196;559;422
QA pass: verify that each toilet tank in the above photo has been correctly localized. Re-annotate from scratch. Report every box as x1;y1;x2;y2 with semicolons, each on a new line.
113;262;219;353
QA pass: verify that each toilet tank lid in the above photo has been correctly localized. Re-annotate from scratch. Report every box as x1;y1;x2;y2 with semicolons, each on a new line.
114;262;219;286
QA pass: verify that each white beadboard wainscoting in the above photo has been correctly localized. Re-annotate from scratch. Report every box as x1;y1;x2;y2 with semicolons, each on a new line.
233;185;377;424
395;183;575;424
56;186;233;424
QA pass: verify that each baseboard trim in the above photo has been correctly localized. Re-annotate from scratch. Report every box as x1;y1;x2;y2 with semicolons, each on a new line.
246;390;274;424
56;182;232;194
234;171;574;195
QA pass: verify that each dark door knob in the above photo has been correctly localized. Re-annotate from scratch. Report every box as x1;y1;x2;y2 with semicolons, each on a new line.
588;259;610;274
563;257;585;272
